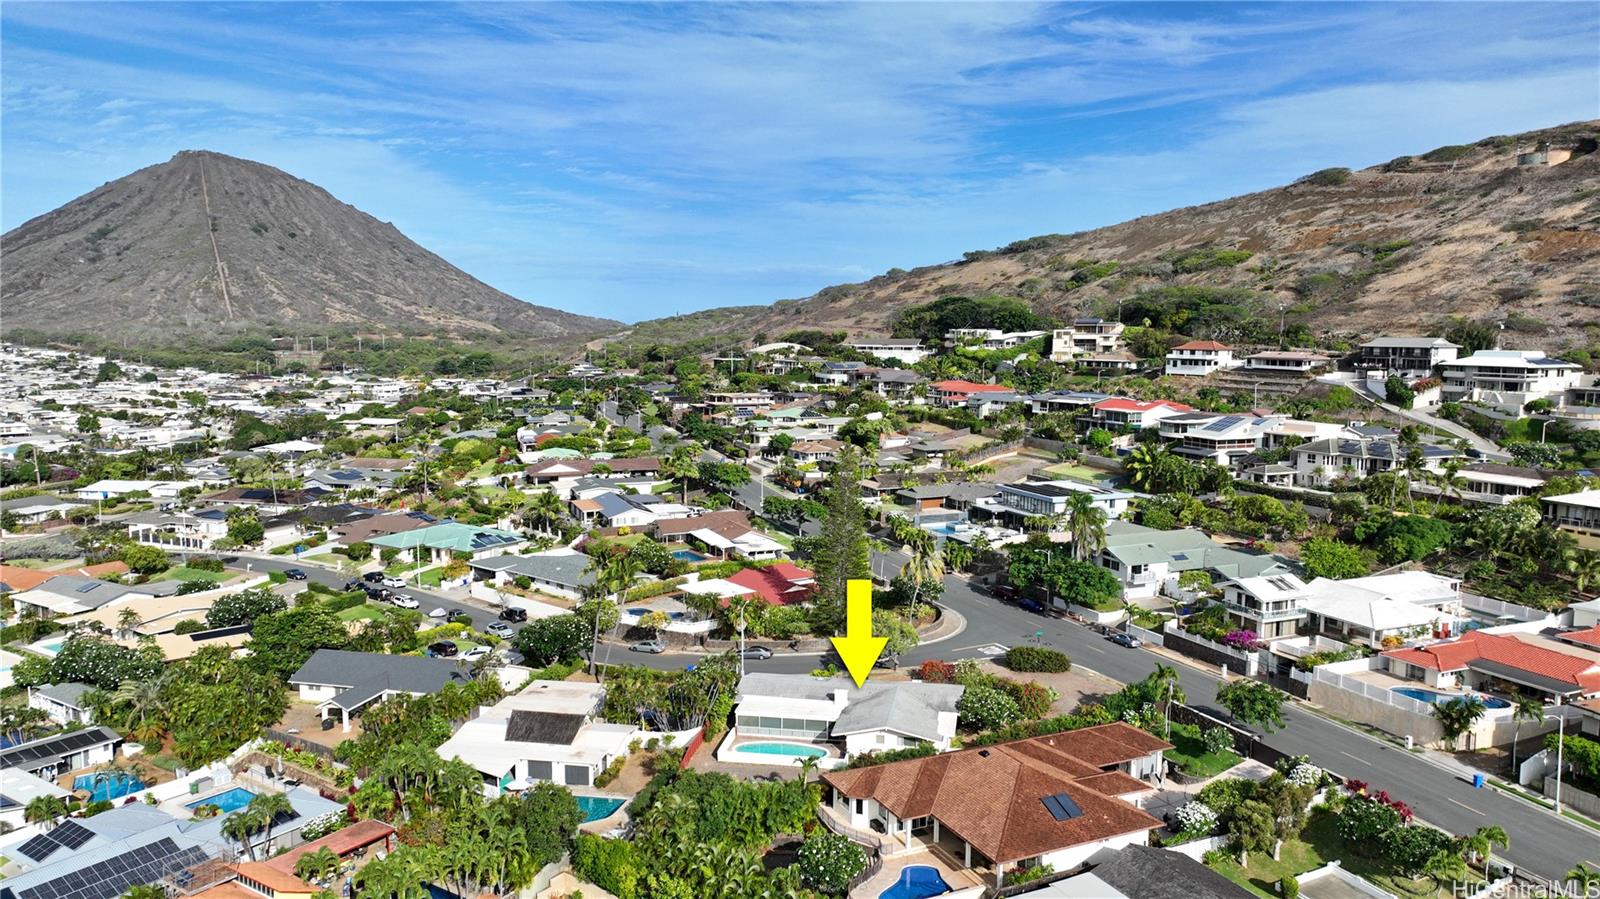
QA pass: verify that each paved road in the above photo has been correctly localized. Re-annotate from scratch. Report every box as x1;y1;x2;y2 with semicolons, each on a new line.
232;554;507;634
630;573;1597;880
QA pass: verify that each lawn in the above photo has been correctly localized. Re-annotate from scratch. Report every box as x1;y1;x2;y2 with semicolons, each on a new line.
156;566;228;583
1207;813;1484;899
336;603;388;623
1165;725;1242;778
608;533;648;548
7;558;80;570
417;568;448;587
1039;462;1109;484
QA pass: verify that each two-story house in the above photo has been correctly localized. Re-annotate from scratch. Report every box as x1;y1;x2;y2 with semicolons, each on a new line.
1163;340;1239;376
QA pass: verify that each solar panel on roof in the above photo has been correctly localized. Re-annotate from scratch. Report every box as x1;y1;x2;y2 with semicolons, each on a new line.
74;583;100;594
1041;792;1082;821
16;834;59;862
51;821;93;850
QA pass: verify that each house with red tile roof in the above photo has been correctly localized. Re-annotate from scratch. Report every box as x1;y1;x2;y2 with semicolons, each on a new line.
821;723;1170;886
1086;397;1194;431
1381;629;1600;702
929;379;1014;408
1164;340;1240;376
724;564;814;606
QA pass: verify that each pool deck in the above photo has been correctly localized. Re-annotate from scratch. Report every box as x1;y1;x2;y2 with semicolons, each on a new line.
573;791;632;834
714;731;842;768
852;850;985;899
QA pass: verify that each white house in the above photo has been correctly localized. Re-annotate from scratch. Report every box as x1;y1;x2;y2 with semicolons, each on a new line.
1050;318;1126;363
1357;337;1461;379
984;480;1133;523
1097;520;1294;601
729;674;964;760
436;681;638;794
847;338;934;365
1439;349;1582;413
1163;341;1239;376
1299;571;1463;646
1291;436;1457;487
1543;489;1600;540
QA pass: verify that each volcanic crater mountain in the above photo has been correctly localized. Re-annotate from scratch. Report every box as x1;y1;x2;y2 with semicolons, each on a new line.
615;121;1600;351
1;150;618;343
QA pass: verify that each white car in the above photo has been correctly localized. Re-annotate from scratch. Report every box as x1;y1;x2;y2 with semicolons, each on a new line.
428;606;449;619
460;645;492;662
382;576;407;588
390;594;420;609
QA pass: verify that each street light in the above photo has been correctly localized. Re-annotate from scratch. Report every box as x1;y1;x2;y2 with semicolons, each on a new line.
1547;710;1566;815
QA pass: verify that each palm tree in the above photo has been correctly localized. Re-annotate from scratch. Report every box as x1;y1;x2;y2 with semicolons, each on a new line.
1122;443;1170;493
221;808;265;861
1064;492;1108;562
246;792;294;856
1456;824;1507;869
664;445;701;504
1568;550;1600;595
295;846;341;883
1568;863;1600;893
526;489;565;536
1432;695;1487;750
1508;694;1544;769
902;529;944;623
943;540;974;573
24;795;67;827
1422;849;1469;888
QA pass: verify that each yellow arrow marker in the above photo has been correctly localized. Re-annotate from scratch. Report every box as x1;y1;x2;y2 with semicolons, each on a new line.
831;579;888;687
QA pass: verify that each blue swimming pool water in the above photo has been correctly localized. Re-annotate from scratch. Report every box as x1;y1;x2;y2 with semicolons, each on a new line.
878;865;952;899
738;741;828;759
670;549;708;562
576;796;625;823
187;787;257;814
74;772;146;802
1392;687;1511;710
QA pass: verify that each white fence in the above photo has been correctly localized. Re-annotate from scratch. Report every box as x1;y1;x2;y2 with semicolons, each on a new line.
1461;592;1557;624
1126;623;1164;647
1312;659;1436;717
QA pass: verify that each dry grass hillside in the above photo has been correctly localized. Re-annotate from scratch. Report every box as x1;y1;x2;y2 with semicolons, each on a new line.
613;121;1600;350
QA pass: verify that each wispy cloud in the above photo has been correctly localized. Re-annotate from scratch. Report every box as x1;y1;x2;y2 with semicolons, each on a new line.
2;1;1595;320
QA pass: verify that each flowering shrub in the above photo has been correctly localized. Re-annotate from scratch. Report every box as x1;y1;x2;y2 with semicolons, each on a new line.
918;659;956;683
1174;801;1218;837
999;679;1056;719
1221;629;1262;650
1288;763;1322;788
1202;726;1235;756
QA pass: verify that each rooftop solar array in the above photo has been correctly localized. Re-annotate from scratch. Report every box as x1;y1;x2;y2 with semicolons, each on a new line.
0;728;119;770
2;838;212;899
16;821;95;863
1041;792;1083;821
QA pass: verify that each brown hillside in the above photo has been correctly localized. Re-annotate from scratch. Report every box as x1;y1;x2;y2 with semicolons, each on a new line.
613;122;1600;349
1;150;618;343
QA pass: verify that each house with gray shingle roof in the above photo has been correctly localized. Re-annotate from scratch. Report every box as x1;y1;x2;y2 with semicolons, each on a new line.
288;649;475;731
1098;520;1294;601
731;673;964;759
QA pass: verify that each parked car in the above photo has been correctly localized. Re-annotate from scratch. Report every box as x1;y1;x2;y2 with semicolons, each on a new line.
428;641;459;658
446;609;473;625
362;572;385;583
1108;632;1142;648
485;621;515;638
342;579;364;592
991;585;1019;602
283;568;308;581
460;645;491;662
383;576;407;588
428;607;449;619
630;639;666;654
498;607;528;622
390;594;420;609
739;646;773;660
1018;598;1046;614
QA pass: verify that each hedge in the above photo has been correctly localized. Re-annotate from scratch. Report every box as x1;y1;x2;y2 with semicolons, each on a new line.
1004;646;1071;673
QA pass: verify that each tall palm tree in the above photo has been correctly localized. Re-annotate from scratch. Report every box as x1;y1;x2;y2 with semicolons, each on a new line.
1457;824;1507;868
221;808;265;861
664;445;701;504
1568;863;1600;893
24;795;67;827
247;792;295;856
527;489;565;536
1064;492;1108;562
1508;694;1544;769
1122;443;1170;493
1568;550;1600;595
902;529;944;623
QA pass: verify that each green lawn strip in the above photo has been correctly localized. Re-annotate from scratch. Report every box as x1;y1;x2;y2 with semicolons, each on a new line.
1487;779;1600;831
1165;727;1243;778
156;566;227;583
1208;814;1482;899
336;603;387;622
267;571;288;584
607;533;647;548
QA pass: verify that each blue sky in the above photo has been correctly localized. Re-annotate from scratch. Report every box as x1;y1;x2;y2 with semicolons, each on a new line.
3;2;1596;324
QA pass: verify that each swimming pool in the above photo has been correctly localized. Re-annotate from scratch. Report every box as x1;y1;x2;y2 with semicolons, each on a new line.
74;772;146;802
187;786;257;814
1392;687;1511;710
737;741;828;760
878;865;951;899
576;796;625;823
670;549;709;562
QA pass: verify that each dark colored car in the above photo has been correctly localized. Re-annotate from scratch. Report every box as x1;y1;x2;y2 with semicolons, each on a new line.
739;646;773;660
445;609;473;625
991;584;1019;602
498;607;529;622
428;641;459;658
343;579;364;592
1018;598;1046;614
283;568;308;581
362;571;385;583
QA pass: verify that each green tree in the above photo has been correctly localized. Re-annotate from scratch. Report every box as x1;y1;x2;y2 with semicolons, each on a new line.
1508;694;1544;768
1216;678;1288;732
1227;799;1277;859
1064;491;1108;562
809;445;872;635
247;605;350;679
121;543;170;575
1432;696;1486;750
664;446;701;504
1300;537;1369;579
512;613;591;666
206;586;287;627
77;412;101;435
227;515;265;546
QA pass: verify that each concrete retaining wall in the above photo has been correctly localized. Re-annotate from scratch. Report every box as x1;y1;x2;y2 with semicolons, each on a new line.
1544;777;1600;819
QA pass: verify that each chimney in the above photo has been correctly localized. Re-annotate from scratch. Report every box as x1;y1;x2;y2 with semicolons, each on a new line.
832;688;850;708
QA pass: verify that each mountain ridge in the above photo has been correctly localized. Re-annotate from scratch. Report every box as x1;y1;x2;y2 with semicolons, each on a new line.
1;150;619;344
608;121;1600;352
